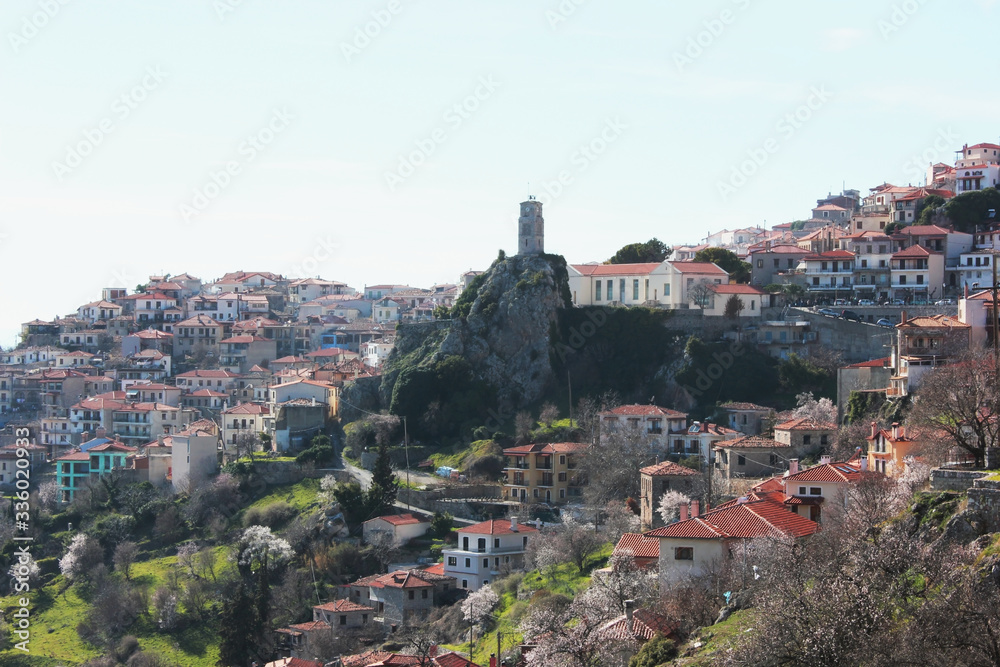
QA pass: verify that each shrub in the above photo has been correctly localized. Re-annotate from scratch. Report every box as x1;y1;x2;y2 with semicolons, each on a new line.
430;511;454;538
244;501;297;529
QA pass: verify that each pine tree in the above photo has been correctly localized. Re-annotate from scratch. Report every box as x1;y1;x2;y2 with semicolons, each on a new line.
217;581;259;667
367;442;399;515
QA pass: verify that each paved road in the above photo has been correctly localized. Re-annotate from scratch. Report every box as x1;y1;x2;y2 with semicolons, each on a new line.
339;459;476;525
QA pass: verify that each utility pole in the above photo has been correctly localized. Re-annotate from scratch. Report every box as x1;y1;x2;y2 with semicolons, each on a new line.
993;256;999;372
403;416;411;509
567;370;573;426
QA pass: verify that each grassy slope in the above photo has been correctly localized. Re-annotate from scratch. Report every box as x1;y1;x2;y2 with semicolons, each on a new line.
443;542;613;665
0;479;321;666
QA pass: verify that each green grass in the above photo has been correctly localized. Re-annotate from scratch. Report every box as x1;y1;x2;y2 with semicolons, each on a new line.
444;542;614;665
674;609;754;666
427;439;501;471
245;477;323;514
0;549;229;666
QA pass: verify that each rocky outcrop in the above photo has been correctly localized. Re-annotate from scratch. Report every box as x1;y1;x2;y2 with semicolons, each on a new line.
379;253;570;418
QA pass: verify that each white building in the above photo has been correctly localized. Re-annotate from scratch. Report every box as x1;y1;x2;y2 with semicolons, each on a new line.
363;513;431;547
442;518;538;591
568;261;729;308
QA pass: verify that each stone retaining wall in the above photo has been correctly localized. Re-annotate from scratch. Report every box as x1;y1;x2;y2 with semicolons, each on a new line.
930;467;989;492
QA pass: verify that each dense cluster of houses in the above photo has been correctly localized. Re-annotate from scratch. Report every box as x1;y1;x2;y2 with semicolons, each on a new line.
0;270;481;501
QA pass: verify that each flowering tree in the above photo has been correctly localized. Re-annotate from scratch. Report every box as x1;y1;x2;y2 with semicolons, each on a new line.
58;533;103;581
792;392;837;426
577;551;657;621
461;584;499;626
657;490;691;525
234;525;293;575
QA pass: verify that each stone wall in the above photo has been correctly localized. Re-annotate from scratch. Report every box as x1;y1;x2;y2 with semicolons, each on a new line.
930;467;990;492
967;477;1000;533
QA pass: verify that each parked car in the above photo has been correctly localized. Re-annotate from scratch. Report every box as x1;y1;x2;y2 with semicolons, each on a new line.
876;318;894;327
819;308;838;317
841;310;861;322
834;299;848;306
935;299;955;305
890;299;905;306
858;299;875;306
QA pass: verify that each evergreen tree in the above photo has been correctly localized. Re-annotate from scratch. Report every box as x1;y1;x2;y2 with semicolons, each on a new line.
367;442;399;515
217;580;259;667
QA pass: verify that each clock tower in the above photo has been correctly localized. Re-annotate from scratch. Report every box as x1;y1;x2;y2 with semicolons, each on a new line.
517;197;544;255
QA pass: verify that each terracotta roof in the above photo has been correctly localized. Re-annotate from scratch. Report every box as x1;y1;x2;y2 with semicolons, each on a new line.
802;250;855;261
647;499;818;540
283;619;331;633
571;263;663;276
370;571;434;589
222;402;269;415
88;442;138;453
503;442;587;456
314;599;372;613
177;370;240;378
721;402;773;412
892;244;936;259
671;261;729;274
459;519;539;535
366;513;429;526
844;357;890;368
715;435;789;449
434;653;482;667
640;461;699;476
56;451;90;462
342;652;395;667
709;284;765;295
614;533;660;560
598;609;677;641
421;562;446;576
785;461;867;484
602;404;688;418
898;314;969;329
176;314;221;327
774;418;837;431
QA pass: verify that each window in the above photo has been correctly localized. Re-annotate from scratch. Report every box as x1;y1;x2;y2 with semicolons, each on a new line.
363;614;368;624
619;279;626;301
809;487;822;495
448;557;457;566
408;590;415;600
802;435;811;445
477;538;486;552
340;615;347;625
523;536;528;548
769;454;777;465
495;557;500;567
483;580;489;585
674;547;694;561
422;589;428;599
559;455;566;465
737;455;746;466
462;579;468;589
820;434;828;445
799;486;807;495
483;558;489;568
664;283;670;296
757;259;763;268
595;282;602;301
558;472;567;481
494;538;500;548
633;279;639;301
465;558;471;567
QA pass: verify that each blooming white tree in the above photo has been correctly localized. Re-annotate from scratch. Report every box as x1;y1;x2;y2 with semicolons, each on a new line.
8;551;40;584
58;533;102;581
461;584;499;626
234;525;293;573
793;392;837;426
576;551;658;622
319;474;338;505
152;586;180;630
657;490;691;525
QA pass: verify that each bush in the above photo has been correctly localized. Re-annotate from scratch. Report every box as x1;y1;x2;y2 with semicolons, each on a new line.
430;512;454;538
244;501;297;529
629;634;677;667
464;453;504;479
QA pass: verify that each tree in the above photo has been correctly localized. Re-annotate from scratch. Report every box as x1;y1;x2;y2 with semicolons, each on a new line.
940;187;1000;233
579;551;657;620
657;490;691;525
113;541;138;581
368;442;399;515
217;579;260;667
430;511;454;538
539;402;560;427
234;525;293;576
59;533;104;581
693;248;751;283
581;427;655;510
557;516;605;572
462;584;499;626
914;194;946;225
607;239;672;265
365;530;400;573
629;635;678;667
688;280;715;309
907;349;1000;467
723;294;745;324
792;392;837;426
778;354;832;395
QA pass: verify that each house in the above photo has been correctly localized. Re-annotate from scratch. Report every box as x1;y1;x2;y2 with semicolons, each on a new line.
597;606;677;651
363;513;431;547
173;315;225;357
600;404;688;452
110;403;197;448
699;284;766;317
955;143;1000;193
55;451;91;503
720;402;774;436
269;379;338;416
889;245;945;303
888;313;971;398
713;435;792;479
796;250;854;297
220;402;271;452
502;442;587;504
442;518;538;591
867;422;919;475
748;243;810;288
669;421;741;463
959;289;997;347
122;329;174;356
781;457;869;523
373;298;401;324
956;250;996;291
271;399;328;452
175;369;242;394
773;418;837;453
368;570;437;625
639;461;701;530
169;426;219;493
613;532;660;569
219;334;277;373
843;231;895;302
647;496;818;585
567;261;729;308
77;300;123;324
836;357;892;423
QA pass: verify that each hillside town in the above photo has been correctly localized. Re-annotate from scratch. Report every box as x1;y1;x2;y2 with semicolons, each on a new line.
5;141;1000;667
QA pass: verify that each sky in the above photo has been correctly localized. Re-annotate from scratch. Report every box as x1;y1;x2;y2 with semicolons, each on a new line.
1;0;998;348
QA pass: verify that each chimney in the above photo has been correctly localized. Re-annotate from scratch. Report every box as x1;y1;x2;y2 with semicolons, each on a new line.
679;504;688;522
96;426;106;439
81;431;90;443
510;516;518;532
965;283;970;300
870;421;878;439
789;459;799;475
535;518;541;530
704;502;710;513
891;422;900;440
737;496;749;504
624;599;635;628
900;310;907;325
490;655;497;667
157;434;165;446
691;499;700;518
820;455;832;465
860;457;868;471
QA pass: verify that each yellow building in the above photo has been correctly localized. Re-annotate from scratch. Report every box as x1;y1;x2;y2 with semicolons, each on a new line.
866;422;917;475
503;442;587;504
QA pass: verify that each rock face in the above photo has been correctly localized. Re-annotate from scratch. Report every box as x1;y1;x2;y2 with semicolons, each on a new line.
380;253;570;414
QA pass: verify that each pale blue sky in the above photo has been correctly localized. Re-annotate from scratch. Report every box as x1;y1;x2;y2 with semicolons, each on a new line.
1;0;997;347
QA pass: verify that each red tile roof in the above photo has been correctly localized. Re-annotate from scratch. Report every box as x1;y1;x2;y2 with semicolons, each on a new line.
614;533;660;560
598;609;677;641
602;404;687;418
774;418;837;431
222;402;269;415
647;499;818;540
503;442;587;456
56;451;90;462
716;435;789;449
342;652;395;667
434;653;482;667
785;461;867;484
367;513;429;526
720;402;772;412
314;599;372;613
709;284;766;295
571;263;663;276
639;461;699;476
671;261;729;274
459;519;539;535
371;571;434;589
844;357;890;368
892;245;936;259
